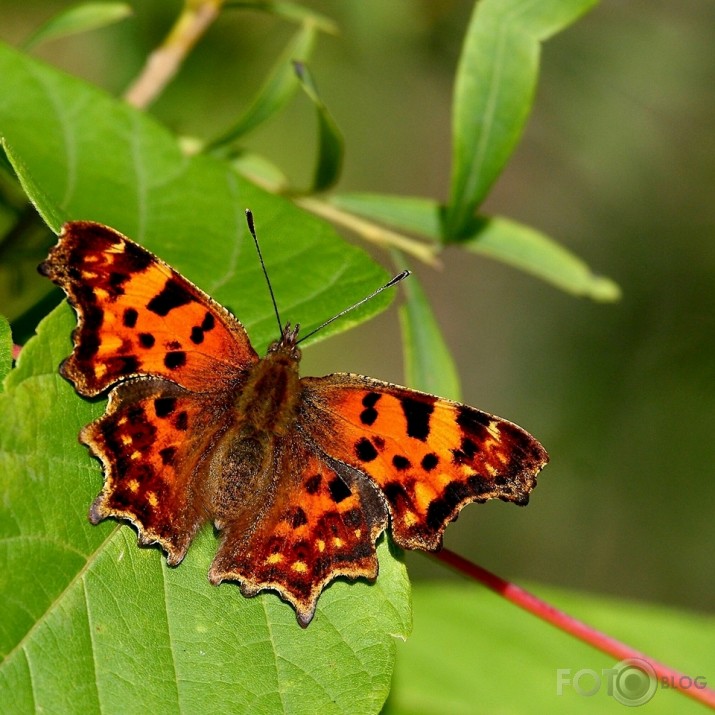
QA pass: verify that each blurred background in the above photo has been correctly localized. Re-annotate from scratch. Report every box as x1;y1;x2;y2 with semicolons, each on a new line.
1;0;713;615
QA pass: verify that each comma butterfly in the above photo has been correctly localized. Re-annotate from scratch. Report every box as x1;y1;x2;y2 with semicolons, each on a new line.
39;218;548;626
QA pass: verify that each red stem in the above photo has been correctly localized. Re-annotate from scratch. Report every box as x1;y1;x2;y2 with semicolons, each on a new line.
434;548;715;710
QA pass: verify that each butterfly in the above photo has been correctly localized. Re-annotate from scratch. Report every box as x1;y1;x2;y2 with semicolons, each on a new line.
39;218;548;626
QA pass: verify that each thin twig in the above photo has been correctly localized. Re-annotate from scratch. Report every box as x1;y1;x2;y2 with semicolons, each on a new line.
296;196;440;267
124;0;226;109
434;548;715;710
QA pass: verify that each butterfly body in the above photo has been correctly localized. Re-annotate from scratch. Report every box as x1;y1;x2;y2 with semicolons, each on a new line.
40;220;548;626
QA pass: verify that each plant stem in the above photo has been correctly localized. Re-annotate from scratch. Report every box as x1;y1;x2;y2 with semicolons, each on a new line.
124;0;225;109
296;196;440;267
434;548;715;710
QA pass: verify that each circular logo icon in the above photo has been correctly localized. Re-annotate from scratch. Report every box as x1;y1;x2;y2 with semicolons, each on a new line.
611;658;657;706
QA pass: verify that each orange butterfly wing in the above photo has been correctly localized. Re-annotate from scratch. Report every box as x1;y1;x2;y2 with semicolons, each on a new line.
299;373;548;551
208;436;388;626
83;378;234;564
39;221;258;396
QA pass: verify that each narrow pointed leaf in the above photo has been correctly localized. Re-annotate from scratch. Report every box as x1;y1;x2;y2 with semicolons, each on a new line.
393;253;461;401
293;61;344;193
445;0;598;238
23;2;133;50
464;215;621;302
206;23;317;151
332;193;620;301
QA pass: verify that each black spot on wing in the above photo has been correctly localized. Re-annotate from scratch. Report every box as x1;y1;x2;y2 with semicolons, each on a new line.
154;397;176;417
159;446;177;466
147;278;194;316
304;474;322;494
362;392;381;408
328;477;352;503
355;437;378;462
392;455;410;470
164;351;186;369
190;326;204;344
138;333;155;348
421;453;438;471
201;312;215;331
123;307;138;328
400;396;434;441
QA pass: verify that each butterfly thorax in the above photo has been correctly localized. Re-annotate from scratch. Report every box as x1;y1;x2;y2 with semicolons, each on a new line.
232;323;302;437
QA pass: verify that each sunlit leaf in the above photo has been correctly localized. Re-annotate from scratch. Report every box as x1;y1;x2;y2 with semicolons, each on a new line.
445;0;599;238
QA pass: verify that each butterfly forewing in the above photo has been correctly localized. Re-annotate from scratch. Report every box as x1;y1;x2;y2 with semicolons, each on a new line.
299;373;549;551
39;221;258;396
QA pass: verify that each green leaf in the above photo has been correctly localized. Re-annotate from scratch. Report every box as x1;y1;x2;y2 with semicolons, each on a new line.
293;61;344;193
0;314;11;389
331;193;443;240
23;2;133;50
387;582;713;714
333;194;620;301
393;253;461;401
464;215;621;302
0;40;411;713
225;1;338;34
445;0;598;238
206;23;317;151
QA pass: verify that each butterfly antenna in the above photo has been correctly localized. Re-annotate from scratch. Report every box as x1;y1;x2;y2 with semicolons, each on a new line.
246;209;283;335
296;270;410;345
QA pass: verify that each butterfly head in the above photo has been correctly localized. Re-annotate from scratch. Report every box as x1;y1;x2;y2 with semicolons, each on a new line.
267;322;302;362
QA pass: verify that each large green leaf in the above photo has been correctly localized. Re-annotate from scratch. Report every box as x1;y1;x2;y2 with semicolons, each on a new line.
0;41;411;713
445;0;599;238
387;582;714;714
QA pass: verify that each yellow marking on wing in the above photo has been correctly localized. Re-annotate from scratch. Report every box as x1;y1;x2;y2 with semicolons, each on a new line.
147;491;158;507
266;553;283;565
317;539;325;553
130;450;141;461
127;479;139;493
333;537;344;548
292;561;308;573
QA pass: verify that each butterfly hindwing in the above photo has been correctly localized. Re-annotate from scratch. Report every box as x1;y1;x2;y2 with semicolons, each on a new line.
84;377;234;564
208;435;388;626
299;373;549;551
39;221;258;396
